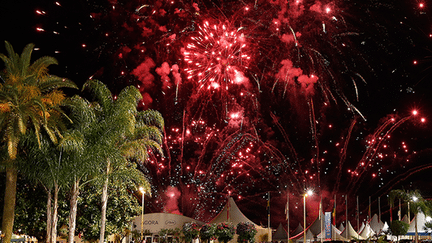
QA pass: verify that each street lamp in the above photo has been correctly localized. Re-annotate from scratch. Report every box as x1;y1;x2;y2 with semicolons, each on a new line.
139;187;145;243
412;196;418;243
304;189;313;243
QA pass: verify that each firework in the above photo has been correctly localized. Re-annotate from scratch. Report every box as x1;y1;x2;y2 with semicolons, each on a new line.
20;0;432;228
183;20;252;92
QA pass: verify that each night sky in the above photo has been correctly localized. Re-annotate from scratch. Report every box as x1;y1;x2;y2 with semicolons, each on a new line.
1;0;432;230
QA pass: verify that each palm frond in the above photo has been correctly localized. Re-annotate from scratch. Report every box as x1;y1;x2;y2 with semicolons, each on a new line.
59;130;85;153
43;125;58;144
42;90;66;107
38;75;78;92
120;140;150;162
7;132;18;160
63;95;96;127
3;41;20;74
0;113;7;130
30;115;42;148
17;112;26;134
133;126;164;145
82;79;113;109
136;109;164;131
121;139;163;162
21;85;42;103
116;85;142;106
110;164;150;190
29;56;58;78
0;53;13;75
19;43;36;77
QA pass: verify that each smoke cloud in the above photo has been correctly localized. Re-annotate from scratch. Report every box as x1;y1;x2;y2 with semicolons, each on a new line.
163;186;182;215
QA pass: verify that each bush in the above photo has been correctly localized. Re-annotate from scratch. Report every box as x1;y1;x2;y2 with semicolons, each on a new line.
258;233;268;243
390;220;409;242
216;222;236;243
236;222;257;243
183;222;200;243
200;224;217;243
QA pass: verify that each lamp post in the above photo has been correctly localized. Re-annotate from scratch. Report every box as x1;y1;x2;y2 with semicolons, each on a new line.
412;196;418;243
139;187;145;243
304;189;313;243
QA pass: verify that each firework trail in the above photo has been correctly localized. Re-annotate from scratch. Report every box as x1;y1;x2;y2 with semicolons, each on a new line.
333;117;357;194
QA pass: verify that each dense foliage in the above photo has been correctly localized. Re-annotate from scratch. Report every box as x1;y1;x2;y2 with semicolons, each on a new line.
216;222;235;243
75;180;142;242
236;222;257;243
1;43;164;243
182;222;200;243
390;220;409;242
199;223;217;243
159;228;181;243
0;41;77;243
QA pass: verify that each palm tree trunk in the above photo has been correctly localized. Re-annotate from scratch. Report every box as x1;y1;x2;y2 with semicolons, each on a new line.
51;183;59;243
1;166;18;243
68;179;80;243
46;188;53;243
99;161;111;243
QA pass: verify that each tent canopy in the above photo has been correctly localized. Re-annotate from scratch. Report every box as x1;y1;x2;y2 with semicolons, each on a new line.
273;223;288;241
210;197;263;229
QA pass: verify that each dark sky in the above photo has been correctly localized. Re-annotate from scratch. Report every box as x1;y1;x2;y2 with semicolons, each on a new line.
2;0;432;229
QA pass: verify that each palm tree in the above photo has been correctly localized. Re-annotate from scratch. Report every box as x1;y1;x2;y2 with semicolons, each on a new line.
389;189;430;243
80;79;164;243
57;95;100;243
0;41;77;243
20;130;72;243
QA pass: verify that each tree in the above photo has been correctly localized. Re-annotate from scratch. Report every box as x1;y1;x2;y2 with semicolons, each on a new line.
236;222;257;243
0;41;77;243
58;95;101;243
215;223;235;243
199;224;217;243
389;220;409;243
74;167;145;242
19;132;71;243
389;189;430;243
0;173;52;242
80;79;164;243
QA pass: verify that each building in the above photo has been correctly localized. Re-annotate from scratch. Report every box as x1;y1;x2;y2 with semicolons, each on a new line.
130;213;205;243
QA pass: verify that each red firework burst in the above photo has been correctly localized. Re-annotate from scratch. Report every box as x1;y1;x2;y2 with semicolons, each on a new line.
183;20;252;92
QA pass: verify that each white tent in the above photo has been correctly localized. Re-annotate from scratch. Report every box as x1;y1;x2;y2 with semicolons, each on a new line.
341;221;365;240
292;223;304;236
316;224;349;242
292;229;314;243
292;212;350;242
358;222;365;234
359;223;375;239
211;197;258;225
370;214;384;234
332;225;343;236
407;212;431;235
209;197;269;242
338;223;345;232
402;214;410;224
382;221;389;233
273;223;288;242
308;212;324;236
